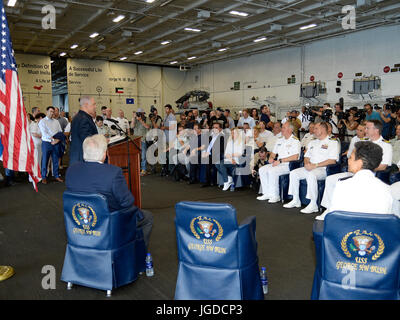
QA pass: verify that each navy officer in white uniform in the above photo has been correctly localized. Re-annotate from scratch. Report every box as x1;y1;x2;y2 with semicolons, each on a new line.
326;141;396;218
284;122;339;214
317;120;392;220
257;122;301;203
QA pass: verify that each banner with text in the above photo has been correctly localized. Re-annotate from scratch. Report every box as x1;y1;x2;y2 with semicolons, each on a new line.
15;53;52;113
67;58;138;117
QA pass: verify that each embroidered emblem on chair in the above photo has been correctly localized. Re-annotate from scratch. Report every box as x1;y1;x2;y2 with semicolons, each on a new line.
190;216;223;243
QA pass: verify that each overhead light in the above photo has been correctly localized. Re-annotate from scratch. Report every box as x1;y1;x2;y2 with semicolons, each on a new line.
134;51;143;55
113;15;125;23
253;36;267;43
70;44;78;49
59;52;67;57
161;40;171;45
7;0;17;7
184;27;201;32
170;61;178;65
120;57;127;61
299;23;317;30
229;10;249;17
89;32;99;38
218;48;228;52
146;0;156;3
187;56;196;60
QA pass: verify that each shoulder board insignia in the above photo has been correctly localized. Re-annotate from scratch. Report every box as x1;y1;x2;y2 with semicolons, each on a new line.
293;136;299;140
383;140;390;143
329;137;338;141
338;176;353;182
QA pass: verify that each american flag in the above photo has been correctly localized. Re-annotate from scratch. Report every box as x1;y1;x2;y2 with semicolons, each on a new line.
0;4;41;190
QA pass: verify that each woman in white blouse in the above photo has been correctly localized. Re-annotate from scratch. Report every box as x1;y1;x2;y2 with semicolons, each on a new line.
216;128;245;191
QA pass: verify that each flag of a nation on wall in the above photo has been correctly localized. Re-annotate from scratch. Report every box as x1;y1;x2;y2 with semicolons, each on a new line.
0;3;41;190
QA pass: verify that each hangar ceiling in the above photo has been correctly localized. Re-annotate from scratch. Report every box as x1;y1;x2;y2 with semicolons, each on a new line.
5;0;400;68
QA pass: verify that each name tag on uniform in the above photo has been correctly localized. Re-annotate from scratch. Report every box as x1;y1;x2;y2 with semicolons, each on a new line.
321;144;328;149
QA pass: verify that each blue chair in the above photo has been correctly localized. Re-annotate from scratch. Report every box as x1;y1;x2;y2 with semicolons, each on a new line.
174;201;264;300
299;162;342;211
390;171;400;185
311;211;400;300
61;191;146;296
375;166;393;185
279;159;302;203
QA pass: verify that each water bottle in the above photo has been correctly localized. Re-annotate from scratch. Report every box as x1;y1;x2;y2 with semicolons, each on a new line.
145;253;154;277
260;267;268;295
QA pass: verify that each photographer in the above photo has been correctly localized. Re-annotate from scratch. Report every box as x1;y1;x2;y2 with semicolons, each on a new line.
131;108;150;176
337;111;358;142
250;146;269;192
378;104;392;140
149;106;163;130
287;110;302;138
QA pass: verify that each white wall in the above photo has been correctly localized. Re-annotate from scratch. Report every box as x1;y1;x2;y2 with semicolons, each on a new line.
190;24;400;119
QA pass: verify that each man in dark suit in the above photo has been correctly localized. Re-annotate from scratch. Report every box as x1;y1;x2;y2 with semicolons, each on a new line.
200;122;225;187
66;134;153;247
69;96;98;165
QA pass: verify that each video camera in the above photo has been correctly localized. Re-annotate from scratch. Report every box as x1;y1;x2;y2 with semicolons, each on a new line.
385;97;400;113
321;108;333;122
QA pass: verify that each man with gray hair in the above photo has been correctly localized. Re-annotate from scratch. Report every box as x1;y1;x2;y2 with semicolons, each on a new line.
257;121;301;203
66;134;153;247
69;96;98;165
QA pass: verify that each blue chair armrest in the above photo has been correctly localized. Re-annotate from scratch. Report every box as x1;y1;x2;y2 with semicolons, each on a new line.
289;159;303;170
326;162;341;176
390;171;400;184
238;216;258;267
375;166;392;184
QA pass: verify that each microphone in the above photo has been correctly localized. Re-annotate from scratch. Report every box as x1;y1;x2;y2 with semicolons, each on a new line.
111;125;123;132
106;118;119;124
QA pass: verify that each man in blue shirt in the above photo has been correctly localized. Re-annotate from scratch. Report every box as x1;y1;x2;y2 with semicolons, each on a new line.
364;103;381;121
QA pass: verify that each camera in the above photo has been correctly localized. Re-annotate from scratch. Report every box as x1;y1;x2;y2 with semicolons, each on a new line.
385;97;400;113
321;109;333;122
303;106;316;122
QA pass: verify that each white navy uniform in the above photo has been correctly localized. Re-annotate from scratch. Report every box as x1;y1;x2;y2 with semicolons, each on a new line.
116;117;130;134
258;135;301;198
288;135;339;204
347;135;368;159
319;136;393;217
326;169;396;219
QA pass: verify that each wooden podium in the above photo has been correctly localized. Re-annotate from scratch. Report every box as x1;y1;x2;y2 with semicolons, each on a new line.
107;136;142;209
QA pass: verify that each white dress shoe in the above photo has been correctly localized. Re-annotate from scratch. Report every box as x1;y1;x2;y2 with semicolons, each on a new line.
268;197;281;203
300;203;319;214
283;199;301;208
257;194;269;201
315;209;329;220
222;181;233;191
